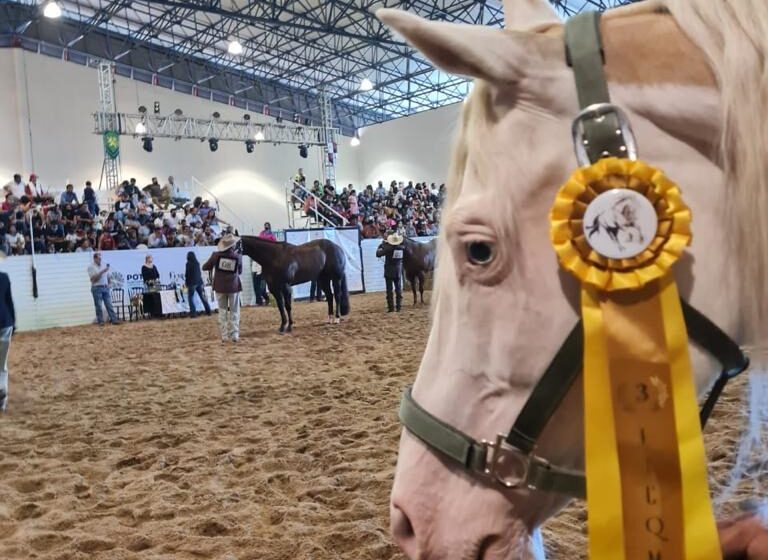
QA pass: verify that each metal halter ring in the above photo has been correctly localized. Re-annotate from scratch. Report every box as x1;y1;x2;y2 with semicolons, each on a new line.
571;102;638;166
475;434;532;489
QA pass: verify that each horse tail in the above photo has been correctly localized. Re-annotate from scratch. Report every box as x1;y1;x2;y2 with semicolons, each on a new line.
338;274;350;316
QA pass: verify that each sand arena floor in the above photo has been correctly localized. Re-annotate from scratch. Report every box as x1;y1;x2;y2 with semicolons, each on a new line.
0;292;754;559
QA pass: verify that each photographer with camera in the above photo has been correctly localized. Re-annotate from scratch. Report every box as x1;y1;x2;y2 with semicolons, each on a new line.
87;252;121;326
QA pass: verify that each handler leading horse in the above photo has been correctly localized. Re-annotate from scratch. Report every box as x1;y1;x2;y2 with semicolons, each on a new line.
241;236;349;333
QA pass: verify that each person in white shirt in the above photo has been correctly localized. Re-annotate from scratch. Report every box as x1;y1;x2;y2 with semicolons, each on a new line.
147;227;167;248
5;226;24;255
5;175;23;198
186;208;203;228
87;252;120;325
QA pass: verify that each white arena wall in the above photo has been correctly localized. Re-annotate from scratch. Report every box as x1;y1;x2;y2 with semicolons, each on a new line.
0;48;361;232
1;236;435;332
355;103;462;188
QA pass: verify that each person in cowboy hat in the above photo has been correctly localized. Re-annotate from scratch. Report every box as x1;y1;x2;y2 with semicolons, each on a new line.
376;231;405;313
0;250;15;412
202;233;243;342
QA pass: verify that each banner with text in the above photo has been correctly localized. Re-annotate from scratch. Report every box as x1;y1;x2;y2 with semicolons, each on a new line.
284;227;363;299
98;246;218;291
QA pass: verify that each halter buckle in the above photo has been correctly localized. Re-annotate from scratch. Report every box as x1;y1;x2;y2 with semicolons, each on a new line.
571;102;638;166
477;434;532;489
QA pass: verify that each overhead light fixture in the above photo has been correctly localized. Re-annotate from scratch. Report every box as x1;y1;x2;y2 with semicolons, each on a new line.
212;111;221;119
350;130;361;147
243;113;251;121
245;140;255;153
135;122;147;134
208;138;219;152
299;144;308;159
228;39;244;55
254;130;265;141
142;137;154;153
359;78;374;92
174;108;183;116
138;105;147;114
43;1;62;19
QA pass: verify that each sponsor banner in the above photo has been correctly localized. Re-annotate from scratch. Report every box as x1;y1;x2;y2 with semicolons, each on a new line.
284;227;363;299
99;246;218;291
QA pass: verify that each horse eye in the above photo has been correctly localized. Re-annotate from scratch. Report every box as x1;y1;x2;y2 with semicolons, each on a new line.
466;241;494;265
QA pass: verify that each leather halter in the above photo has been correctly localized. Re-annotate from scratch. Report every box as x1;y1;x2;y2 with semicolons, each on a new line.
398;11;749;499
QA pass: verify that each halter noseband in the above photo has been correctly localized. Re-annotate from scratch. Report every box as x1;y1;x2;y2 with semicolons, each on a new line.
397;11;749;499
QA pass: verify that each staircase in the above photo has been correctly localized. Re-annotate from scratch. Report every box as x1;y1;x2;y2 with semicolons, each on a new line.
285;181;348;229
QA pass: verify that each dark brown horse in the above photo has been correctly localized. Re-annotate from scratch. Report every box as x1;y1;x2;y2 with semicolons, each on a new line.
240;236;350;333
403;237;437;305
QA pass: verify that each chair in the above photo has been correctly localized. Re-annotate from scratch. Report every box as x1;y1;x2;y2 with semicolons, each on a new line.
128;287;146;321
110;288;126;321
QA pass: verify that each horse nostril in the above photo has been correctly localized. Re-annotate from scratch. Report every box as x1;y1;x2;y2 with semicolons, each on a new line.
391;505;416;541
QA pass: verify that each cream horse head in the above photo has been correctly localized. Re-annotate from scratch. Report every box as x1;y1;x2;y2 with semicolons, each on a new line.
379;0;768;557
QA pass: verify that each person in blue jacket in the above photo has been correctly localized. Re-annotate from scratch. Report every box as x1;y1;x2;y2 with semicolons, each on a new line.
0;270;16;412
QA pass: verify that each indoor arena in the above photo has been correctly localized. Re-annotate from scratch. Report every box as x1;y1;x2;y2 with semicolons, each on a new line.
1;1;767;559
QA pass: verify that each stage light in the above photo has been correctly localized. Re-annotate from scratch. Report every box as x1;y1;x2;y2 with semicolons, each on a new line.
350;130;361;147
142;137;154;152
243;113;251;121
245;140;255;153
359;78;374;92
135;122;147;134
228;39;243;55
299;144;308;159
209;138;219;152
138;105;147;114
174;108;183;116
212;111;221;119
254;130;265;141
153;101;160;114
43;1;61;19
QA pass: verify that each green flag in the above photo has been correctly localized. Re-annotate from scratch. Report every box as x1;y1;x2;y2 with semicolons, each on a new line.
103;130;120;160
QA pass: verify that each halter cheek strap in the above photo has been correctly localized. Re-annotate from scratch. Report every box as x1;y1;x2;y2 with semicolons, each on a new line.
399;294;747;500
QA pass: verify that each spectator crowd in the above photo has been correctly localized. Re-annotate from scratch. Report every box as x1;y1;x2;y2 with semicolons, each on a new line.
291;169;445;239
1;173;227;256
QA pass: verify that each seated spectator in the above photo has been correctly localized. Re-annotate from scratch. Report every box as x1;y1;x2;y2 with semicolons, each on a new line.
83;180;98;215
147;226;167;249
76;238;93;253
45;217;66;252
97;229;115;251
77;203;94;230
115;193;134;220
186;207;203;228
5;226;24;255
125;228;139;250
60;184;79;207
5;174;24;198
141;255;160;287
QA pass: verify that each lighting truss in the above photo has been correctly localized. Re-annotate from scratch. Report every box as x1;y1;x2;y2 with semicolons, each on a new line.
93;112;337;146
3;0;640;132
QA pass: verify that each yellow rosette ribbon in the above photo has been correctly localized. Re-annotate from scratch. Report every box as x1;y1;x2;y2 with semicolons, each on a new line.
550;157;719;560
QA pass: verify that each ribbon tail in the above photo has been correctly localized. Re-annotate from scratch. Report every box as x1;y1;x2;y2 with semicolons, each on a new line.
582;285;627;560
658;276;720;559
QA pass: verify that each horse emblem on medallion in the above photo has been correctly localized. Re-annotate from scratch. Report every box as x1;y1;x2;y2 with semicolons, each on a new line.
582;189;658;259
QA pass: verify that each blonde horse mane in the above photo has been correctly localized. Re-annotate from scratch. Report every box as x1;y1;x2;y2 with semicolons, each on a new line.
663;0;768;349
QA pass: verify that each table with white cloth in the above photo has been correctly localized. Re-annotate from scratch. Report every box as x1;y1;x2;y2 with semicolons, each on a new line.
155;286;218;315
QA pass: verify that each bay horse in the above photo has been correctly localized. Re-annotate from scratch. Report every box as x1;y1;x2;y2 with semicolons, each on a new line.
240;236;349;333
379;0;768;558
403;238;437;305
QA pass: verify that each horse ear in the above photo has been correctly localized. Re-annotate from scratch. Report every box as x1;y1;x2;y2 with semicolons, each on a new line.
503;0;560;29
377;8;536;84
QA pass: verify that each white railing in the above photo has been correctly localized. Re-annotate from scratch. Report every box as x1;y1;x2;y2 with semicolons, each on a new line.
286;181;348;228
